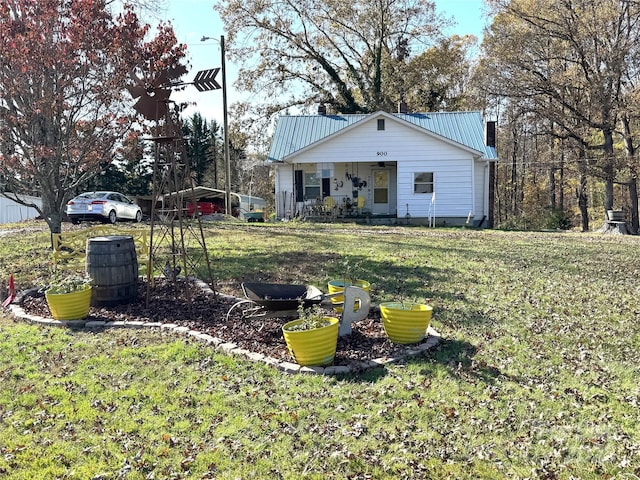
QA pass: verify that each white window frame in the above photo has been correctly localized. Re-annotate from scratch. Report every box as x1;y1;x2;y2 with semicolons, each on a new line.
304;172;321;199
414;172;434;194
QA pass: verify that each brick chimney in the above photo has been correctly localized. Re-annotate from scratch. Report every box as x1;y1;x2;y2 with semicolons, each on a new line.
485;121;496;147
318;103;327;115
398;100;408;114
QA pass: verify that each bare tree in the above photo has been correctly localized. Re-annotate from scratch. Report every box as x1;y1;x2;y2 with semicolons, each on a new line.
478;0;640;224
216;0;449;121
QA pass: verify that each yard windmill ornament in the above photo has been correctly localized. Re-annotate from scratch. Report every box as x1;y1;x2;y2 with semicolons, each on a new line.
192;68;221;92
128;66;222;121
127;66;185;121
127;63;220;303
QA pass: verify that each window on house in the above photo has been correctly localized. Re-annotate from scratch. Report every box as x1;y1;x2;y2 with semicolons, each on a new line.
377;119;385;130
414;172;434;194
304;172;321;199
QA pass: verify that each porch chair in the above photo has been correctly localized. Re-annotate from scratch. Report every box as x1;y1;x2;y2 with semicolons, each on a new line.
322;196;336;219
357;195;366;215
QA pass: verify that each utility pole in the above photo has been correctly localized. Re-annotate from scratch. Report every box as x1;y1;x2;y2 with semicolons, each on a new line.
201;35;232;215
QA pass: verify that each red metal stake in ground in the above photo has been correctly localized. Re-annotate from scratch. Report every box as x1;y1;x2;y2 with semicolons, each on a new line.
2;274;15;308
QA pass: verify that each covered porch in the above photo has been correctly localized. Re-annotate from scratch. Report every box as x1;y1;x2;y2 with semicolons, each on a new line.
278;161;399;221
298;195;368;221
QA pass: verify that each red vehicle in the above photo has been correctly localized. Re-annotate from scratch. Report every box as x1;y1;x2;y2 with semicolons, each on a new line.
186;201;221;217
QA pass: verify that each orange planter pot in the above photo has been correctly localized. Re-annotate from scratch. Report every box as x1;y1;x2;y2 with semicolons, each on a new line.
380;302;432;344
282;317;339;367
45;286;92;321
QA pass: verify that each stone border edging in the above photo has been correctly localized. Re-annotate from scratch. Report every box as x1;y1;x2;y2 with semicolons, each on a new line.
7;278;442;376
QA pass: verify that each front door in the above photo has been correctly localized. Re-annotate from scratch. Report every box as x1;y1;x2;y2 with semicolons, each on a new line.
321;177;331;198
372;169;389;215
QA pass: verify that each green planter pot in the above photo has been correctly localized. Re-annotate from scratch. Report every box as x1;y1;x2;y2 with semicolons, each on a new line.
282;317;339;366
327;279;370;313
45;286;92;321
380;302;432;344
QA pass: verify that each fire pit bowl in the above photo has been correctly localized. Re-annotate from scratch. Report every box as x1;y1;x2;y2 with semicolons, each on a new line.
241;282;323;311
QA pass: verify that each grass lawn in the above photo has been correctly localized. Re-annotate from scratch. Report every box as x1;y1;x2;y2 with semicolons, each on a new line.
1;221;639;479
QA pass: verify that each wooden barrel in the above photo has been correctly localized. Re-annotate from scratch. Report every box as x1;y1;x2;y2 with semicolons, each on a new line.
86;235;138;306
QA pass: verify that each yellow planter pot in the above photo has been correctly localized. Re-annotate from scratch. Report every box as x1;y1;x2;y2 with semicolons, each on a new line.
282;317;339;367
380;302;432;344
327;279;370;313
45;286;92;321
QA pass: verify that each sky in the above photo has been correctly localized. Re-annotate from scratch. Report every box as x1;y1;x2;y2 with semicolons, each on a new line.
159;0;490;125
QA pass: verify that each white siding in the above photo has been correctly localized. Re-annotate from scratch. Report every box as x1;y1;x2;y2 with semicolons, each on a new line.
0;195;42;224
283;116;479;219
275;164;295;218
398;159;473;218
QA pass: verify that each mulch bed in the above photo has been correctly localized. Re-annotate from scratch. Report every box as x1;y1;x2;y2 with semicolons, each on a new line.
17;278;430;370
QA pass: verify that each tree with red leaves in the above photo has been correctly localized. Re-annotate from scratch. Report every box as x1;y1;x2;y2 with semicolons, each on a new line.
0;0;187;234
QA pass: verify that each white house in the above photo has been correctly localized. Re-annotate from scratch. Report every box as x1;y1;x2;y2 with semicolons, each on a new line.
268;109;498;226
0;194;42;224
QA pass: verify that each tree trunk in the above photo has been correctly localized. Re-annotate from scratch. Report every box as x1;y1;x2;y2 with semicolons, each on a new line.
47;210;63;237
548;128;556;210
577;148;589;232
559;145;565;211
519;142;525;211
549;167;556;210
621;115;639;234
628;178;639;235
603;128;616;212
578;173;589;232
38;182;63;238
511;126;518;216
496;163;504;225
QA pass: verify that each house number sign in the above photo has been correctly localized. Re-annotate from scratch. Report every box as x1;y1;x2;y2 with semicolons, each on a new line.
377;151;388;156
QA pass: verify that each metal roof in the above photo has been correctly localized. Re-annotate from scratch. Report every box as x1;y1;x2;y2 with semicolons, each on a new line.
268;111;498;162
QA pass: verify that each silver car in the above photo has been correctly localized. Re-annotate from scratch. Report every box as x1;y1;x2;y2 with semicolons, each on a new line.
66;191;143;225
